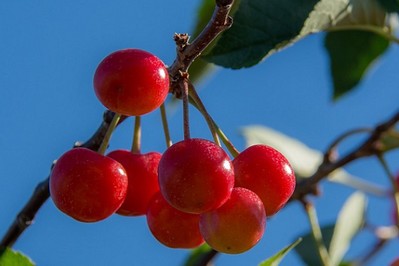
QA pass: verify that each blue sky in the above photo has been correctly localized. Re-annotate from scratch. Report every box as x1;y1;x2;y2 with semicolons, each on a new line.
1;1;398;265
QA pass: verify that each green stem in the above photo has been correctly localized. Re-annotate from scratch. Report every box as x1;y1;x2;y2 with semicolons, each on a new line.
327;24;399;44
188;86;220;146
377;154;399;225
131;116;141;153
160;103;172;148
303;201;332;266
182;76;190;140
97;112;121;155
210;118;239;158
188;88;239;157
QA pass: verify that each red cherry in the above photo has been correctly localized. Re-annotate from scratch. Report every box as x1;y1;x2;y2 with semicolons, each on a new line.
50;148;128;222
146;192;204;249
199;187;266;254
233;144;296;216
107;150;161;216
93;48;169;116
158;138;235;214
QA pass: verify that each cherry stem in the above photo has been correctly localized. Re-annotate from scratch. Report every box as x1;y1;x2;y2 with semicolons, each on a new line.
188;83;239;157
182;73;190;140
97;112;121;155
160;103;172;148
376;154;399;226
187;83;220;146
211;120;239;157
131;116;141;153
302;201;332;266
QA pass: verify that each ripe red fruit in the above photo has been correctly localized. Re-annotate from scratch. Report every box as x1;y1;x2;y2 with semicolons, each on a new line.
199;187;266;254
107;150;161;216
146;192;204;249
158;138;235;214
233;144;296;216
50;148;128;222
93;48;169;116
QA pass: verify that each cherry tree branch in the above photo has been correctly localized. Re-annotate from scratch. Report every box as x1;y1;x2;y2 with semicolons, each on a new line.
0;178;50;249
169;0;233;97
291;110;399;201
0;111;126;250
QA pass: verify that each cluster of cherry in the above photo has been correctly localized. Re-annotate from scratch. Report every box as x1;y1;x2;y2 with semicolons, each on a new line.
49;48;296;254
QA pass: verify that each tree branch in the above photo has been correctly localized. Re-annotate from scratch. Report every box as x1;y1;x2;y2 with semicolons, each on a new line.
169;0;234;97
292;110;399;201
0;111;126;249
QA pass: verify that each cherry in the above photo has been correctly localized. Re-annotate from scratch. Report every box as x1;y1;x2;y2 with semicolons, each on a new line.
158;138;235;214
233;144;296;216
107;149;161;216
50;148;128;222
93;48;169;116
199;187;266;254
146;192;204;249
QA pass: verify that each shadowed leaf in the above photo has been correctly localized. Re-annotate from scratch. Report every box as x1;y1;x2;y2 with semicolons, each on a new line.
324;30;389;99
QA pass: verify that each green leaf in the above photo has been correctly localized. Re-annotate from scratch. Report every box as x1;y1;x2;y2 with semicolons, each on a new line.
377;0;399;13
0;248;35;266
182;243;215;266
294;225;335;266
240;125;387;196
329;192;367;265
323;0;390;99
204;0;320;69
258;238;302;266
324;30;390;99
205;0;393;71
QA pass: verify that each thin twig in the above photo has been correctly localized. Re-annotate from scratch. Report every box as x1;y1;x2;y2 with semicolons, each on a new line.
292;110;399;201
354;238;388;266
323;128;372;164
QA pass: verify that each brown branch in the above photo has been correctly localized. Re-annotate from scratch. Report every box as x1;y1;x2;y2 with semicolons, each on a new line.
169;0;234;97
0;178;50;249
0;110;126;250
291;110;399;201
